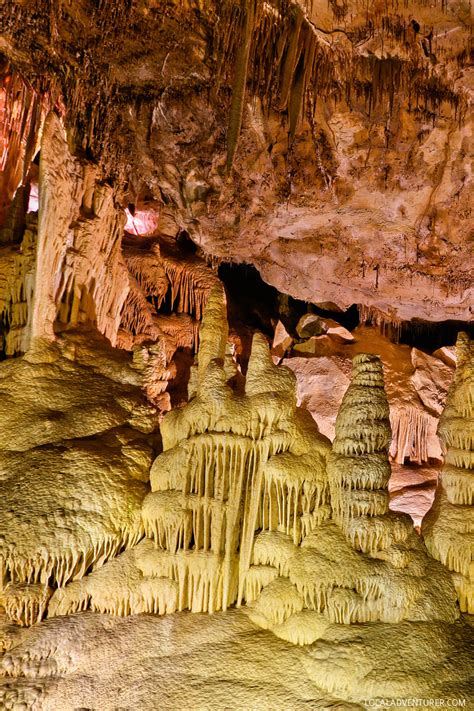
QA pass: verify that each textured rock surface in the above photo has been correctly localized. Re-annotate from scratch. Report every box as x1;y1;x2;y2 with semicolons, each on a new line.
0;1;472;707
283;356;350;440
389;463;439;528
423;333;474;613
411;347;454;416
0;330;157;623
0;1;472;325
0;609;472;709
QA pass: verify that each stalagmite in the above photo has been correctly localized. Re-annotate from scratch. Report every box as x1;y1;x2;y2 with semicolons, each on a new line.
248;352;458;636
328;354;393;552
0;1;472;706
141;287;331;614
422;333;474;613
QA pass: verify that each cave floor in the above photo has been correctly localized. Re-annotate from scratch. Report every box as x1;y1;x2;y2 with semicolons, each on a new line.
1;608;473;710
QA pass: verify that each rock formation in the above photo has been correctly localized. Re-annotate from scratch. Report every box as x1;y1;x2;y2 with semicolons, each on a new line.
0;329;158;625
328;353;393;548
50;286;332;618
422;333;474;613
45;291;458;638
0;0;472;707
1;1;472;327
250;350;458;639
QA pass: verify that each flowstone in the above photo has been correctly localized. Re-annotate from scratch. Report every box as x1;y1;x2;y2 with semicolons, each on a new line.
0;330;157;624
53;285;331;618
52;286;458;638
422;333;474;613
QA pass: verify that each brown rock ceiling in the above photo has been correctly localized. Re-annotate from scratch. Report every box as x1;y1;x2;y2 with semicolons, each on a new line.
0;0;473;323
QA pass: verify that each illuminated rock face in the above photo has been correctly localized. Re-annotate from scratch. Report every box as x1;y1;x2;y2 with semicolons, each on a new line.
422;333;474;613
48;291;458;634
142;299;331;613
1;2;472;328
0;2;472;706
251;353;458;638
0;330;157;625
51;286;332;618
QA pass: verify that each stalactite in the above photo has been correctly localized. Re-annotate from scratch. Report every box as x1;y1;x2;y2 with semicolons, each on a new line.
244;564;279;603
1;583;52;627
226;0;257;171
124;244;169;308
161;253;219;322
358;304;402;342
0;209;37;355
30;112;129;349
389;406;433;465
214;0;467;167
48;541;178;619
119;238;217;356
120;276;158;337
262;451;329;544
0;63;49;226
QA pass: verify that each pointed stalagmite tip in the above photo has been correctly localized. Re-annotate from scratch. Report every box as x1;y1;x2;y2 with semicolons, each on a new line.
246;331;296;397
197;282;228;379
351;353;385;387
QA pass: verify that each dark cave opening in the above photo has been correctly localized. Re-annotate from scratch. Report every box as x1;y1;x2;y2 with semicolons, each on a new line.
217;261;360;339
398;319;474;351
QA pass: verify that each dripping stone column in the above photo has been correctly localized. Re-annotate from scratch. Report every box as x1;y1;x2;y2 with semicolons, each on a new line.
327;354;392;552
422;333;474;613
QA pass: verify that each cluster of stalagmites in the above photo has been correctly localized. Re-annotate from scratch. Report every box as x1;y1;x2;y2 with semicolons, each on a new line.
18;286;460;645
423;333;474;613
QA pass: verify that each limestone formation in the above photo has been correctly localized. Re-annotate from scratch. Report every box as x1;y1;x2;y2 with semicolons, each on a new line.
120;235;219;352
328;354;392;549
0;330;157;624
49;292;458;637
48;540;177;618
422;333;474;613
249;351;458;638
0;1;472;707
0;61;47;226
142;285;331;613
32;113;129;348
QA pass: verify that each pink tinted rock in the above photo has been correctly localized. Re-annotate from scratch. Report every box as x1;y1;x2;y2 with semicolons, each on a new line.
410;348;454;416
271;321;293;364
282;356;349;440
323;318;355;344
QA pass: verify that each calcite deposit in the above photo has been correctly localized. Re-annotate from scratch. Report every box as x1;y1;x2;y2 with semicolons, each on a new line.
0;0;473;708
423;333;474;613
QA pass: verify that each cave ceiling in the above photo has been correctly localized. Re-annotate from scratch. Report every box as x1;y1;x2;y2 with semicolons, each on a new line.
0;0;473;323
